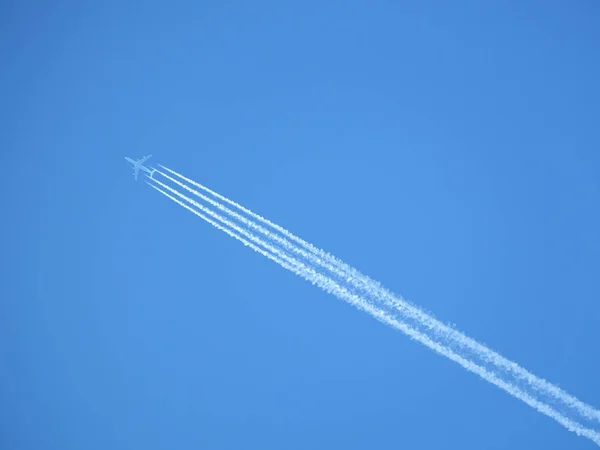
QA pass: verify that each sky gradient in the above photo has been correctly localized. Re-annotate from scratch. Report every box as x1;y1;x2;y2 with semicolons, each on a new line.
3;2;600;449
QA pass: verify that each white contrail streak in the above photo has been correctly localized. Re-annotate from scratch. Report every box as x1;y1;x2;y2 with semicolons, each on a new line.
154;169;362;279
157;164;600;425
147;179;600;446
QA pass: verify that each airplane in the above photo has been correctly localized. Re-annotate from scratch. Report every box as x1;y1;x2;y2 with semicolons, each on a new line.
125;155;156;180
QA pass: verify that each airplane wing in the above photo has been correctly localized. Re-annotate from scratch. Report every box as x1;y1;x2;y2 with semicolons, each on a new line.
125;155;151;181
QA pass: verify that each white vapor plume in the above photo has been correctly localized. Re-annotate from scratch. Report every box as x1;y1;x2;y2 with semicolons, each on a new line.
157;164;600;426
147;177;600;446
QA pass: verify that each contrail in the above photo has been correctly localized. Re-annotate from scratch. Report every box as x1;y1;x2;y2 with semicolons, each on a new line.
146;178;600;446
153;169;364;280
156;164;600;425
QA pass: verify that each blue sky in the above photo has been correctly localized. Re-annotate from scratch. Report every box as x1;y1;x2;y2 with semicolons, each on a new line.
2;1;600;449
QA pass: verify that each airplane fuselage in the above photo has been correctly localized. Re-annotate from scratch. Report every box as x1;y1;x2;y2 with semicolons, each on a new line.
125;155;154;180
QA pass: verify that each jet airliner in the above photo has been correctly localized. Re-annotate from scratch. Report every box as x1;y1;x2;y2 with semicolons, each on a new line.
125;155;155;180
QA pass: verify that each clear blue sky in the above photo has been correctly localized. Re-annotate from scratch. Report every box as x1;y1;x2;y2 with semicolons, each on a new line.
3;2;600;449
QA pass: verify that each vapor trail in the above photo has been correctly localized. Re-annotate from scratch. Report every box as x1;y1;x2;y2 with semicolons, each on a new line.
154;169;360;279
147;178;600;446
157;164;600;425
